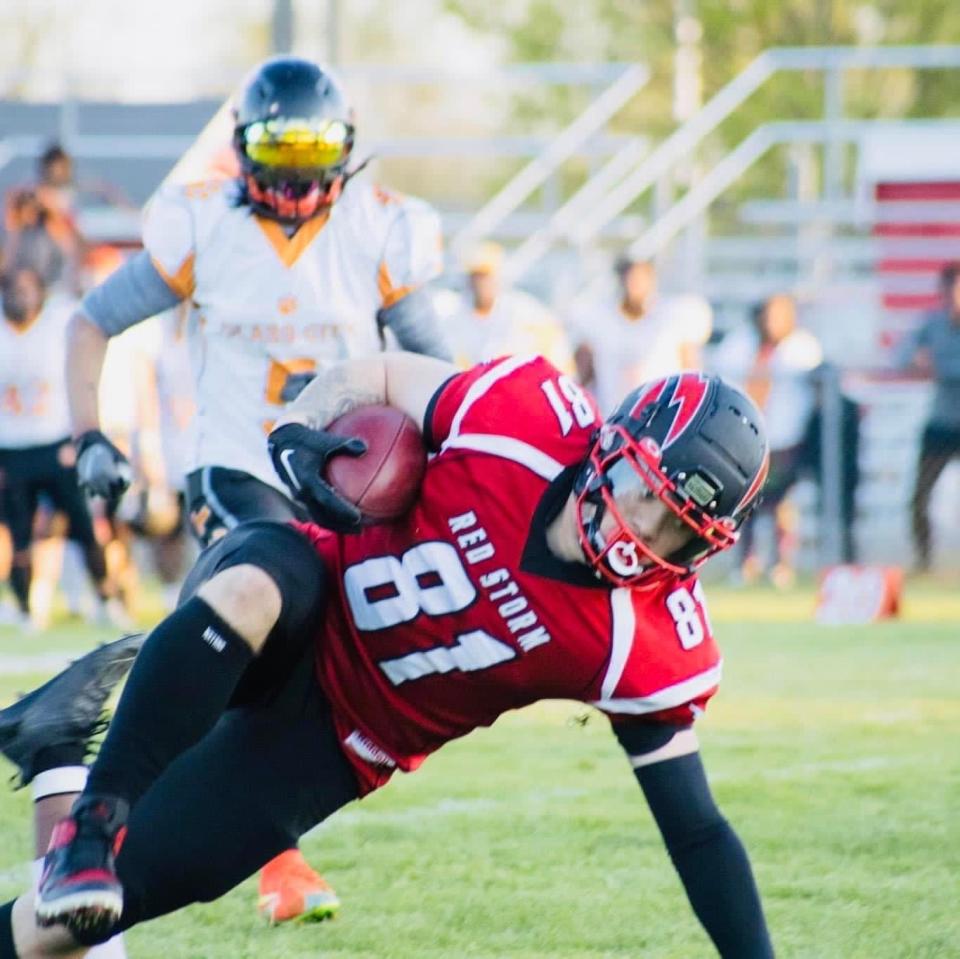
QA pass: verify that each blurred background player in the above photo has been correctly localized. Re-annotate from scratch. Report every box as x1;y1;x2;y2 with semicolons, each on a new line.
711;293;822;586
437;240;573;371
797;364;862;565
62;55;450;925
571;256;712;415
1;143;129;299
1;187;76;295
0;267;123;629
898;261;960;573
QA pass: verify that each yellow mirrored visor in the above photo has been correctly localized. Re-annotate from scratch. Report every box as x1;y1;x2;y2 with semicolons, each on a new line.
242;118;351;170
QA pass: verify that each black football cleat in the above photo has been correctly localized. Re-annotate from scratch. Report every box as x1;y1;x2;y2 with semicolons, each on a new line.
0;633;144;786
36;794;129;940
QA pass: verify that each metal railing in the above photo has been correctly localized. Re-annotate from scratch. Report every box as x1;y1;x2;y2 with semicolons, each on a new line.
505;45;960;281
450;63;648;258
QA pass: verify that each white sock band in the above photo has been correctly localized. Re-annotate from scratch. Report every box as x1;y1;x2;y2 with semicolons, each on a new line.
31;765;89;802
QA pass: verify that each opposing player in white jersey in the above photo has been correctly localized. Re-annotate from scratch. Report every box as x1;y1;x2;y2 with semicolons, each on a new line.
0;267;121;629
57;56;451;924
0;266;134;959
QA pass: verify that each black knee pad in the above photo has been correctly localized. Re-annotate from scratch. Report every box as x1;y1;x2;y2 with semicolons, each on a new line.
178;521;329;707
179;520;326;634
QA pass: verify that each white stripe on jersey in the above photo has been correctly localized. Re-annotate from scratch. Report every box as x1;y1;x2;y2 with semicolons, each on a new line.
448;353;538;440
601;588;635;700
591;660;723;715
441;433;564;480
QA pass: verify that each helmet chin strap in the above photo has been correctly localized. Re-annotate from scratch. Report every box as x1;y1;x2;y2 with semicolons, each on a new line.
341;154;372;187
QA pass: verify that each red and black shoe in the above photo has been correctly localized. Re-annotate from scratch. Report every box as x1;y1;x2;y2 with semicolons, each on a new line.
35;795;129;942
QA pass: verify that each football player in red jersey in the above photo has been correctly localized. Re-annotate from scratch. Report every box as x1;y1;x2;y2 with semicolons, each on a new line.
3;352;774;958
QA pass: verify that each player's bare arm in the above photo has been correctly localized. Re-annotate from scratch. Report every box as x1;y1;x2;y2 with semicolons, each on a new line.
276;351;457;433
65;313;110;437
67;253;184;433
67;252;184;504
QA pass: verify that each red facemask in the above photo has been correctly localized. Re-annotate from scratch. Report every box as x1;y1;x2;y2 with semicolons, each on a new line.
245;174;343;225
576;426;741;588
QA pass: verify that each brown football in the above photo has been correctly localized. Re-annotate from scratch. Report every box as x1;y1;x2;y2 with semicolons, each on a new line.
325;405;427;523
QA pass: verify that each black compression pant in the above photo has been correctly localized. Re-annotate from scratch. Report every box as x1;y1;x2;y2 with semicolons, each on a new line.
108;522;358;934
0;439;107;608
0;439;100;553
113;645;358;932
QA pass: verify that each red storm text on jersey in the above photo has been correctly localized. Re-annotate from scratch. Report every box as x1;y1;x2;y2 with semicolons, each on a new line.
298;356;723;794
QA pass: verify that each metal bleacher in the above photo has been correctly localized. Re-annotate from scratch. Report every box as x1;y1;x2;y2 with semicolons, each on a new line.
532;44;960;568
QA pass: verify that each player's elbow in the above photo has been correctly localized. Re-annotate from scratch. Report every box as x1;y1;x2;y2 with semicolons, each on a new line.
68;309;109;349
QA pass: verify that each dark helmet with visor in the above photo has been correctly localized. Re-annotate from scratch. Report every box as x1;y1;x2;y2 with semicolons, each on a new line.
575;372;769;588
233;56;355;225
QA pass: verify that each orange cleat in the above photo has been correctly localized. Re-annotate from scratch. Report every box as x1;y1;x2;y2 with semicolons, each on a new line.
257;848;340;924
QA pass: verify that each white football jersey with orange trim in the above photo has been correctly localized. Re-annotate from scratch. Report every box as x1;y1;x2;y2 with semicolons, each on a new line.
0;299;73;448
142;177;442;489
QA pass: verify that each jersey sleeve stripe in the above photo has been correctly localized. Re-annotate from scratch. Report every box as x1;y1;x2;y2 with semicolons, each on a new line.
600;588;635;700
151;253;196;299
448;353;538;440
592;661;723;715
377;260;416;308
440;433;564;480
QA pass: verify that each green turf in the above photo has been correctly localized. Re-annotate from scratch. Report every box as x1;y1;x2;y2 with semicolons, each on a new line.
0;584;957;957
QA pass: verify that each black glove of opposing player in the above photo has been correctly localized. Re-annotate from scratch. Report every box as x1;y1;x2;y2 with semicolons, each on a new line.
268;422;368;533
75;429;133;508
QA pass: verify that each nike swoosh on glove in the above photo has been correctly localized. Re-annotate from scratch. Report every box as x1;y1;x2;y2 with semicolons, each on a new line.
268;422;367;533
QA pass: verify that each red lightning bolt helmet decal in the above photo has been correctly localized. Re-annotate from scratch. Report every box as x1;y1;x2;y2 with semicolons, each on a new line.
627;377;668;419
663;373;710;448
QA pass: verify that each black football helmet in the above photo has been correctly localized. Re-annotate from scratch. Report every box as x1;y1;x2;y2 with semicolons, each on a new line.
575;372;769;588
233;56;355;225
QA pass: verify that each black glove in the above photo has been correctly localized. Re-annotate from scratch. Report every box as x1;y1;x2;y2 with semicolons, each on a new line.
75;429;133;507
268;422;367;533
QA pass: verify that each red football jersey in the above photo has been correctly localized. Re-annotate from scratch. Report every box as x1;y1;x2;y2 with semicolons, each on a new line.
299;355;722;794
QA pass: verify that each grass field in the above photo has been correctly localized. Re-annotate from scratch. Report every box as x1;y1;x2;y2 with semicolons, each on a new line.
0;581;958;958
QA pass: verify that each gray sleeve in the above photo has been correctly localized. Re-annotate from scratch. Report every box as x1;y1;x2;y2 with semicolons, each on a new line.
377;286;452;361
80;250;184;336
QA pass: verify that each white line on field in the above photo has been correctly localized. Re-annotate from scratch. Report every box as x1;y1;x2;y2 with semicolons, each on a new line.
307;787;590;835
709;755;901;784
0;652;76;676
310;757;905;836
